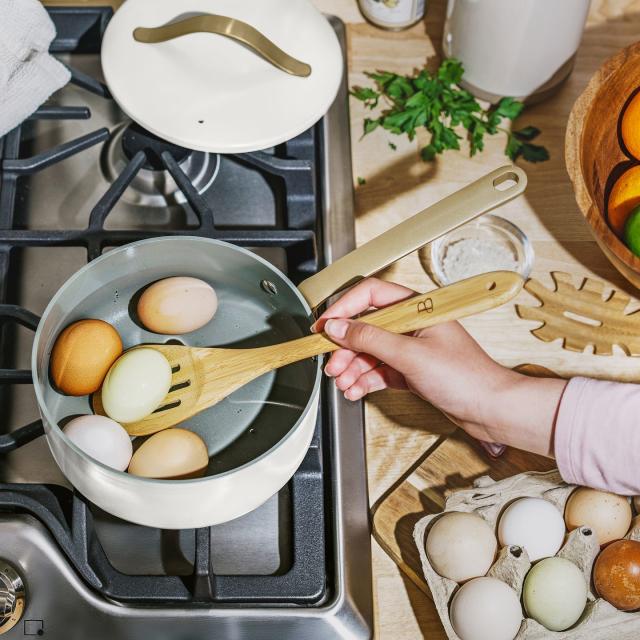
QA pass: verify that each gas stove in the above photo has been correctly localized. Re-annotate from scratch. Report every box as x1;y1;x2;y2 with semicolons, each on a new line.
0;7;372;639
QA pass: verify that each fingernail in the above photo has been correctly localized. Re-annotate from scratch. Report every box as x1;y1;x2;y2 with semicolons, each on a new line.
480;441;507;458
325;319;348;339
323;366;333;377
310;321;319;333
345;387;362;401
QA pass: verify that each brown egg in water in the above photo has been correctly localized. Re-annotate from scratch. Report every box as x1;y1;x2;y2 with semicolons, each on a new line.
50;319;123;396
128;428;209;479
593;539;640;611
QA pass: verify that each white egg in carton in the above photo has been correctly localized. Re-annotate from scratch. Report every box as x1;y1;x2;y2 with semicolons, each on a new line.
413;469;640;639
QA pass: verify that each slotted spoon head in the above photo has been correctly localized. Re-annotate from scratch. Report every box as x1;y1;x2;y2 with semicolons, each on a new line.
92;344;204;436
93;342;278;436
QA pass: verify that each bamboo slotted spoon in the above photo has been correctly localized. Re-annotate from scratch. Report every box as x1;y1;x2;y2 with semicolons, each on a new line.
93;271;524;436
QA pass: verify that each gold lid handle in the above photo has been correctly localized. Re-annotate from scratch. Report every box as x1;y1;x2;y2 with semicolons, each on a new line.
133;14;312;78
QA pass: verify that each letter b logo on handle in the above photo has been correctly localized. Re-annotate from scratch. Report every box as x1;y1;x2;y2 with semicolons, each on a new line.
417;298;433;314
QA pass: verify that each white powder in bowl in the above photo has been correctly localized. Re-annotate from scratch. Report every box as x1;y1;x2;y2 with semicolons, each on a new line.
442;237;518;282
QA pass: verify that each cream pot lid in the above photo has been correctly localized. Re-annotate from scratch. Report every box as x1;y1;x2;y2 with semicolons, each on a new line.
101;0;343;153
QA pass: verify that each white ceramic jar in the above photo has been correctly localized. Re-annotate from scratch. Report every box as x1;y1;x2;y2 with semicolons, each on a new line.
359;0;426;30
443;0;591;102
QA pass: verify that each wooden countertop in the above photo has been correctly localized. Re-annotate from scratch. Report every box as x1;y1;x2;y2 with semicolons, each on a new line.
313;1;640;638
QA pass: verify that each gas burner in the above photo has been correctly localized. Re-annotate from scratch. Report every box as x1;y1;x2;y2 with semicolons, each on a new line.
100;121;220;207
0;7;372;639
121;122;191;168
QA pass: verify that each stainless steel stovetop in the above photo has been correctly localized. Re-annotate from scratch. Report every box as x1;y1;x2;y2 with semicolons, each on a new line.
0;9;372;639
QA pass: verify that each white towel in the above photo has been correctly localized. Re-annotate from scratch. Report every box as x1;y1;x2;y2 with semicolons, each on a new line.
0;0;71;138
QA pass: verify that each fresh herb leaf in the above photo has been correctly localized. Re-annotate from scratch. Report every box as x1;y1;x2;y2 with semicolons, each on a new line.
351;58;548;164
437;58;464;85
388;142;397;150
512;126;541;141
365;71;396;89
357;176;366;185
495;97;524;120
505;134;550;163
519;142;550;163
350;86;379;107
505;135;523;161
420;145;437;161
363;118;380;134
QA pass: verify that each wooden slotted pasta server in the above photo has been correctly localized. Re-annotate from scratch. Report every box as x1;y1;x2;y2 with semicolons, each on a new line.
93;271;523;436
516;271;640;354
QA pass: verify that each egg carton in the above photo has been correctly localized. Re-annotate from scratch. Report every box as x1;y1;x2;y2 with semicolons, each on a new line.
413;469;640;640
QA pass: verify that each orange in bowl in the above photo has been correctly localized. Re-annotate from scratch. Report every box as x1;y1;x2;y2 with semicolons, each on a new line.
608;165;640;236
621;92;640;160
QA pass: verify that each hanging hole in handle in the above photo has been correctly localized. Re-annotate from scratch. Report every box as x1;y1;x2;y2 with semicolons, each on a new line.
486;281;497;291
493;171;519;191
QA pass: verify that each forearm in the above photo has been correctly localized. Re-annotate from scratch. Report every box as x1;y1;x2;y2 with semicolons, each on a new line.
478;371;568;458
554;377;640;494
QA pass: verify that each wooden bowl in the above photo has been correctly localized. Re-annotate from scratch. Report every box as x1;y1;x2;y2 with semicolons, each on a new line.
566;41;640;289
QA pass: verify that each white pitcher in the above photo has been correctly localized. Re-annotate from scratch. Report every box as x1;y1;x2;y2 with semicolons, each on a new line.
443;0;591;103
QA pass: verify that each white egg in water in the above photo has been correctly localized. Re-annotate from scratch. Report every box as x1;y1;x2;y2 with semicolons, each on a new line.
498;497;565;561
450;577;522;640
101;348;172;423
64;415;132;471
426;511;497;582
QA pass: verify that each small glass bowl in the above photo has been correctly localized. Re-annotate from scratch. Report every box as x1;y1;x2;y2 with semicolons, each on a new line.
426;214;534;287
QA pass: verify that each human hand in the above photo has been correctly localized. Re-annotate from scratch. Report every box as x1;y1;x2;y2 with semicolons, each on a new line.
312;278;519;443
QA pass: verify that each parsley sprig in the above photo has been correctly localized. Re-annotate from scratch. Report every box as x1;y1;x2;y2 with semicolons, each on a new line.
351;59;549;163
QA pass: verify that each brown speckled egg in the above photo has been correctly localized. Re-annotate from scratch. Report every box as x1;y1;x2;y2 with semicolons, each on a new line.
137;277;218;335
50;319;123;396
128;429;209;479
565;487;632;546
594;539;640;611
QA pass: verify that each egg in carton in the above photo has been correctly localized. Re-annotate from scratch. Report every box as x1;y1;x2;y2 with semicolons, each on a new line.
413;469;640;640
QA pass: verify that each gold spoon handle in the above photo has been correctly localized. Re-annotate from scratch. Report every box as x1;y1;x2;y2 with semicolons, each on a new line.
257;271;524;370
133;14;312;78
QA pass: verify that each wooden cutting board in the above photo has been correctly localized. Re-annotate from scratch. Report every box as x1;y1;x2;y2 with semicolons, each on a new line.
370;364;557;595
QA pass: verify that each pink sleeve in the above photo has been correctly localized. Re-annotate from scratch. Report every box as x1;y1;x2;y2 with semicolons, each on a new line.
555;377;640;495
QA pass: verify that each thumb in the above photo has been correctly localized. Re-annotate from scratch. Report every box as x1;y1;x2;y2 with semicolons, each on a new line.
324;319;413;370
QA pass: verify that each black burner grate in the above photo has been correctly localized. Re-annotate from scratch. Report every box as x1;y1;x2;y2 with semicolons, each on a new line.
0;7;329;606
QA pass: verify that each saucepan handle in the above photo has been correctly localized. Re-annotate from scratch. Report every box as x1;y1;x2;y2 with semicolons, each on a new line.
297;165;527;310
133;14;312;77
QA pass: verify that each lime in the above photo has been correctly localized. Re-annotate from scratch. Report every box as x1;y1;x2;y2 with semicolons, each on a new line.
624;205;640;256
